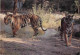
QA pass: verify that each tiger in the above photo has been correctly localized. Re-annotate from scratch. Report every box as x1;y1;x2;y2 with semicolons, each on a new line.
60;15;74;46
24;14;47;36
4;14;27;37
4;14;47;37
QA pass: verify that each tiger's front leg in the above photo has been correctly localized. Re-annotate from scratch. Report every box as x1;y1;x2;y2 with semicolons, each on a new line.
64;31;69;46
68;23;73;46
12;28;19;37
60;31;64;41
12;26;19;37
68;33;72;46
12;29;17;37
68;29;73;45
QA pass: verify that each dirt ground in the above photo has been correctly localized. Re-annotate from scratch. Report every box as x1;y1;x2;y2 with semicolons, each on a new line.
0;13;80;55
0;27;80;55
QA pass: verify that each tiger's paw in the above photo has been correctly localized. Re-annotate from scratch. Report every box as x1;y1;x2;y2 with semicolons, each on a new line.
65;43;72;47
68;43;72;46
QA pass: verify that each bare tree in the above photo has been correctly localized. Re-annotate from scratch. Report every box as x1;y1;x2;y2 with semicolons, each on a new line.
75;0;80;13
13;0;18;14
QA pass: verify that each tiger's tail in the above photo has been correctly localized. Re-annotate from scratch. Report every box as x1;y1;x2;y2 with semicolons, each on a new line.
39;17;47;31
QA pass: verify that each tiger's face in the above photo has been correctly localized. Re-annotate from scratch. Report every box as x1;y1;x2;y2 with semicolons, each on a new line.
65;15;74;24
4;14;12;25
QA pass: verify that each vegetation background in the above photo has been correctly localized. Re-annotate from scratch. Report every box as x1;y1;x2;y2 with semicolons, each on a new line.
0;0;80;36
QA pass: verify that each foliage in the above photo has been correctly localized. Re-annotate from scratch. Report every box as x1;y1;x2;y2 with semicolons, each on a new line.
3;0;13;10
29;4;64;29
1;0;78;13
74;0;80;13
23;0;34;9
75;0;79;7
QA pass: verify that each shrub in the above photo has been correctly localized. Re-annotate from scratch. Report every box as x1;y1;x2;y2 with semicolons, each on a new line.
29;4;65;29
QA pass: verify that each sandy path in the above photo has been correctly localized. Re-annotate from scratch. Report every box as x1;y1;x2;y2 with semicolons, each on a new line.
0;29;80;55
0;13;80;55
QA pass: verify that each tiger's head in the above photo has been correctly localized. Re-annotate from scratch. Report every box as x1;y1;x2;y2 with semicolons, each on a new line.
65;15;74;24
4;14;12;25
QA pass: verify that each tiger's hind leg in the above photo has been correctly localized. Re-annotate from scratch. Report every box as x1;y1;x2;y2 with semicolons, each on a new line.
24;19;27;26
60;32;64;41
33;27;38;36
12;27;19;37
11;25;16;37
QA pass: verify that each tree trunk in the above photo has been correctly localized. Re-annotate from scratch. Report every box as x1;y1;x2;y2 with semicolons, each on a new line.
78;6;80;14
0;0;1;12
58;0;60;11
13;0;18;14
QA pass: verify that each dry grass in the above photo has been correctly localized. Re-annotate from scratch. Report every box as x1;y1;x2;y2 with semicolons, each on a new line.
29;4;65;29
0;13;6;32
